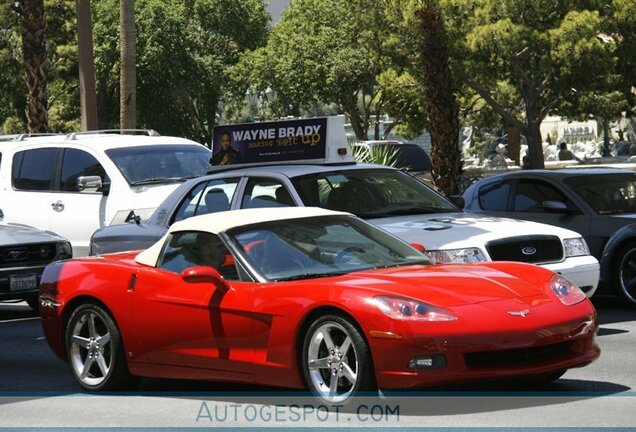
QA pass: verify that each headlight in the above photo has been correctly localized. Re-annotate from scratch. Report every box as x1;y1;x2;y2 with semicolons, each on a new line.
373;296;457;321
56;241;73;260
550;274;586;306
110;208;156;225
563;237;590;257
426;248;487;264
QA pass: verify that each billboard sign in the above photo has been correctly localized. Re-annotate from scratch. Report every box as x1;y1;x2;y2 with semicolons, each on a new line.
211;117;329;166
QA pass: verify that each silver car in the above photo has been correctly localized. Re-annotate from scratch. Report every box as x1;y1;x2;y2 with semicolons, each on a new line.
0;210;72;309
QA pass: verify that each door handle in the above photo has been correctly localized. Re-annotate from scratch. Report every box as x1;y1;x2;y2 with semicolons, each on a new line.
51;200;65;212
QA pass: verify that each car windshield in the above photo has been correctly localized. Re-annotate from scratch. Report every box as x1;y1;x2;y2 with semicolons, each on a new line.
291;168;457;218
105;145;210;186
564;173;636;215
228;215;432;281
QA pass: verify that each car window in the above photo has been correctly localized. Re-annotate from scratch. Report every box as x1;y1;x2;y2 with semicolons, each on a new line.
172;178;240;223
241;177;295;209
513;180;574;213
291;169;456;218
59;148;109;192
105;144;210;185
564;173;636;214
229;215;431;281
12;148;59;191
158;231;238;280
478;181;511;211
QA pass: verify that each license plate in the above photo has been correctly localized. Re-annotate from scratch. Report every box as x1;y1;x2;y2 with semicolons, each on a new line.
9;274;37;292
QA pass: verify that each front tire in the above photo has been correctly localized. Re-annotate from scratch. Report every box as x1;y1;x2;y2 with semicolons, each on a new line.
65;303;134;391
614;241;636;308
302;314;375;404
533;369;566;384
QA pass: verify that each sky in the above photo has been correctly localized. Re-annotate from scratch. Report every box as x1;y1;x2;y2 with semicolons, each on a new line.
267;0;290;23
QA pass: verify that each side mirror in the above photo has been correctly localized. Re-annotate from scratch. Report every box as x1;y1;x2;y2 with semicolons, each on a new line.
77;176;103;193
181;266;229;291
542;200;570;213
448;195;465;209
410;242;426;253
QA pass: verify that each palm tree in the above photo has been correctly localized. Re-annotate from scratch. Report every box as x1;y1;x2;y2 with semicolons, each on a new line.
416;0;462;195
120;0;136;129
18;0;48;133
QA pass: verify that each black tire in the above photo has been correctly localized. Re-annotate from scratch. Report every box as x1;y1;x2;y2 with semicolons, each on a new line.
25;297;40;311
496;369;566;389
65;303;135;391
302;314;375;405
534;369;566;384
613;241;636;308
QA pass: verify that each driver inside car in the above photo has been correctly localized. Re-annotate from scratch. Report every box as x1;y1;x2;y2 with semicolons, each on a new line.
258;226;328;275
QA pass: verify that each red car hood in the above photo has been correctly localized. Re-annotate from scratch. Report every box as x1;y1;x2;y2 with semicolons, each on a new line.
332;264;551;307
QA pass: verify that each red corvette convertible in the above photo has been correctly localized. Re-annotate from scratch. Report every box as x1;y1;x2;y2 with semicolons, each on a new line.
40;207;599;403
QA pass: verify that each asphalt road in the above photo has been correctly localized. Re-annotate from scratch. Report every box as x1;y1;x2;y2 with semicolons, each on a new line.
0;298;635;428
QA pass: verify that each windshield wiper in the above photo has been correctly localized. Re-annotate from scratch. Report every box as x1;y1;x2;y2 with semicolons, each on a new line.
130;176;194;186
275;271;348;282
369;206;451;217
373;261;429;270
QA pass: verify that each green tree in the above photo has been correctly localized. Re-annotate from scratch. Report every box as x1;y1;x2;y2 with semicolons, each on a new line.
609;0;636;112
445;0;624;168
0;0;80;133
17;0;48;133
230;0;427;140
92;0;269;143
0;2;25;132
119;0;136;129
386;0;462;195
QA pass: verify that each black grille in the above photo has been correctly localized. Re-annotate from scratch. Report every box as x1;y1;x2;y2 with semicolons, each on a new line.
0;242;57;267
486;235;563;263
464;341;571;368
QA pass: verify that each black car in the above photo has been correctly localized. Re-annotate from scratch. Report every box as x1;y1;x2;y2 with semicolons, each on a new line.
0;212;72;309
463;168;636;306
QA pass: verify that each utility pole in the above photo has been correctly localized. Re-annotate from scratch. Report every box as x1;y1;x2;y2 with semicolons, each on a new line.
76;0;98;130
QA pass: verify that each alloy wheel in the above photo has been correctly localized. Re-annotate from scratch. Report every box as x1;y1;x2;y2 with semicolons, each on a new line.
306;321;359;403
69;310;113;387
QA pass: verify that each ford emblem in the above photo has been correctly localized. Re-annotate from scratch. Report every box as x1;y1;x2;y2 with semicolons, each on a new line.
521;246;537;256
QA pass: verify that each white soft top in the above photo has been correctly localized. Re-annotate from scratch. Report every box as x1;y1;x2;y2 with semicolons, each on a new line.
135;207;348;267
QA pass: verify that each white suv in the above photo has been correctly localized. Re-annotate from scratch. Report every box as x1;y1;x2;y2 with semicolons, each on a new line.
0;130;210;256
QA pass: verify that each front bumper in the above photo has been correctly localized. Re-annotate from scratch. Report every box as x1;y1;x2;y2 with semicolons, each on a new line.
368;302;599;390
0;266;45;301
542;255;600;297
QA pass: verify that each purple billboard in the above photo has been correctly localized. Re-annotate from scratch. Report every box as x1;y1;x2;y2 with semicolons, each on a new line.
211;118;328;166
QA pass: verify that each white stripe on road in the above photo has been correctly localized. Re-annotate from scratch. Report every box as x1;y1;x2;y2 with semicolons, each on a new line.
0;317;39;324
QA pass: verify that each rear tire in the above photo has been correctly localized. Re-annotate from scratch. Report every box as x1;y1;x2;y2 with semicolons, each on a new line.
302;314;375;405
65;303;135;391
